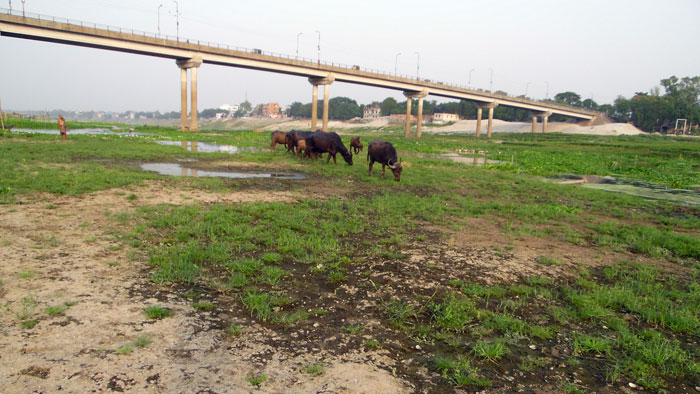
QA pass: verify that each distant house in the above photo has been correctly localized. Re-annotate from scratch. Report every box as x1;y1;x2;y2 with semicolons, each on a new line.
262;102;280;118
363;105;381;119
432;113;460;123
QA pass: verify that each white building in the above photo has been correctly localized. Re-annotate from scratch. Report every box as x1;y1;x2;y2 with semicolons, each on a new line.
363;105;381;119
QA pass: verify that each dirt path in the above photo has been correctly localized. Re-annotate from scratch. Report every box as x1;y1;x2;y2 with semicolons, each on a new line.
0;181;410;393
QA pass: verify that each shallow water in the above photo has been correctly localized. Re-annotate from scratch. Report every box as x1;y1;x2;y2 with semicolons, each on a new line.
140;162;306;180
555;175;700;206
401;151;504;165
155;140;258;154
12;128;150;136
582;183;700;206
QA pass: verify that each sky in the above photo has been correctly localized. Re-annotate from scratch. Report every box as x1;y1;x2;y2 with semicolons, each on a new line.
1;0;699;112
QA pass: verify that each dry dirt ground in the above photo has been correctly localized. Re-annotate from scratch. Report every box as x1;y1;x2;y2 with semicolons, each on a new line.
0;180;650;393
0;182;411;393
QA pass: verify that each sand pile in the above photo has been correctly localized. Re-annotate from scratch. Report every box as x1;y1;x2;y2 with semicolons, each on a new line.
424;119;643;136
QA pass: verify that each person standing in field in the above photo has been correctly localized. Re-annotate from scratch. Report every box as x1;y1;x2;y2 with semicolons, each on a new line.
58;115;68;141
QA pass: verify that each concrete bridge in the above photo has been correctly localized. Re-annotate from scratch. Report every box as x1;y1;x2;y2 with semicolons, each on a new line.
0;9;600;135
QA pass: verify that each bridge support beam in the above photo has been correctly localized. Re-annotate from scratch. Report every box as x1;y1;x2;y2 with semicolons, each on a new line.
311;84;318;131
533;111;552;133
403;89;428;138
308;75;335;131
176;55;202;131
323;84;330;132
476;107;483;137
478;102;499;138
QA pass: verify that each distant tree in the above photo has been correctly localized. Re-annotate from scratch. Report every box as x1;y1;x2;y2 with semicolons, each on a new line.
199;108;227;118
628;93;663;131
251;104;263;117
328;97;361;120
660;75;700;124
581;98;599;110
380;97;400;116
234;100;252;117
554;91;582;107
289;101;311;118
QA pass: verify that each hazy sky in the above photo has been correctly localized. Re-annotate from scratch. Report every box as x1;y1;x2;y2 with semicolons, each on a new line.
1;0;699;112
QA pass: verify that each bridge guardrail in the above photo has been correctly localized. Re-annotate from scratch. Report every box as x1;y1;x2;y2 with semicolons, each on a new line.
1;7;599;117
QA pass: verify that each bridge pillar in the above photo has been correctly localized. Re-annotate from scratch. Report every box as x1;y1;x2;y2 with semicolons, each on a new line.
176;55;202;131
478;102;499;138
476;107;483;137
323;84;330;131
311;84;318;130
191;66;199;131
531;116;537;133
403;89;428;138
416;97;425;138
180;68;187;131
308;75;335;131
534;111;552;133
404;99;412;138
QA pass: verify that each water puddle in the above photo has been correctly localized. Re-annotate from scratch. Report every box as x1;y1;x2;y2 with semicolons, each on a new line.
155;140;258;154
140;162;306;180
401;151;504;165
11;128;151;136
554;175;700;206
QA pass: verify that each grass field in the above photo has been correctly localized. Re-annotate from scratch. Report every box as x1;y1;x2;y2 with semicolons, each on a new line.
1;121;698;391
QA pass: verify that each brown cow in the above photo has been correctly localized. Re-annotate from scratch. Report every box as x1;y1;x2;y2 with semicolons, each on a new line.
350;136;363;154
270;131;288;151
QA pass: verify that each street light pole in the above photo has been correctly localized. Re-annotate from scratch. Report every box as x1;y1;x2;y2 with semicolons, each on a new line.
489;68;494;93
172;0;180;42
315;30;320;65
21;0;24;17
296;32;302;59
394;52;401;76
525;82;531;97
468;68;474;89
545;81;549;100
157;4;163;36
414;51;420;79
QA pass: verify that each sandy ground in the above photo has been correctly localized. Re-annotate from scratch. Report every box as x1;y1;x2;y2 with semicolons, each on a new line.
198;117;644;136
0;181;411;393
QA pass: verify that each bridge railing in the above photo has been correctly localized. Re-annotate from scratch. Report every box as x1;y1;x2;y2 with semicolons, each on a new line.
1;7;597;116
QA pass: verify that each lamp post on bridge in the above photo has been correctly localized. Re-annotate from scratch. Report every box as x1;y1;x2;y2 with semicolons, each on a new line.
394;52;401;76
414;51;420;79
296;32;302;59
172;0;180;42
468;68;474;89
21;0;24;17
489;68;494;93
545;81;549;100
315;30;320;65
525;82;531;97
157;4;163;36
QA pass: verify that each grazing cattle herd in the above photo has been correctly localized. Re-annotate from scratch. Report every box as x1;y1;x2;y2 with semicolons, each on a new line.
271;130;403;181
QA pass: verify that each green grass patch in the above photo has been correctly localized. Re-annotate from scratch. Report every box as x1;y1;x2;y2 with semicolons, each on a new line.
144;305;173;319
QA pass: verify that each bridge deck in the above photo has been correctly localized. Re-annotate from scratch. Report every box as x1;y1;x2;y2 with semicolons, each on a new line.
0;9;598;120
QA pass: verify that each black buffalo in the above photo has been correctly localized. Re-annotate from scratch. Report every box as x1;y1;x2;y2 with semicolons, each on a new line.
367;140;403;181
305;132;353;165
